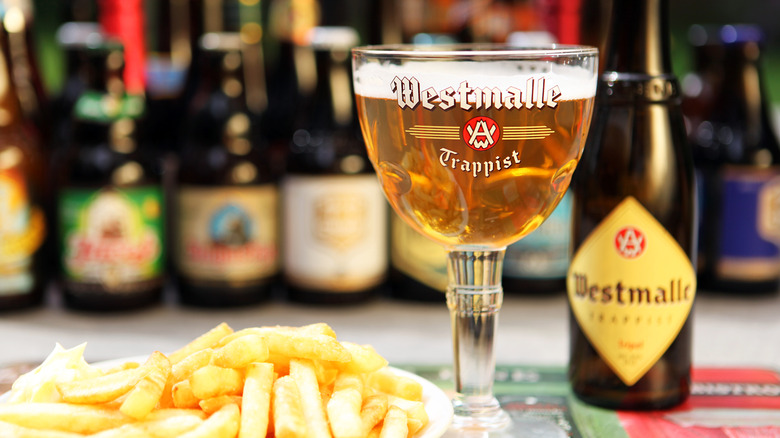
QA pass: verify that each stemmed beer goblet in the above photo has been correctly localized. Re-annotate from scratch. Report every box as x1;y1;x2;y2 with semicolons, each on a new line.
352;44;598;431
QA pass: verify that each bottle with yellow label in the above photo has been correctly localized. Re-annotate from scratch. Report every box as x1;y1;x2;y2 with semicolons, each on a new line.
567;0;696;409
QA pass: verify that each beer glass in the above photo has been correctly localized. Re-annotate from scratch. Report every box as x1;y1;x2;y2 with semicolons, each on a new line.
352;45;598;430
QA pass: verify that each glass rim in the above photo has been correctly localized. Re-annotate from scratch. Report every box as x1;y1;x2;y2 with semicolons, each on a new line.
352;43;599;59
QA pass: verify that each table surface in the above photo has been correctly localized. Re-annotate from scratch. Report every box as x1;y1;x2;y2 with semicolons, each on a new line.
1;288;778;371
2;288;779;437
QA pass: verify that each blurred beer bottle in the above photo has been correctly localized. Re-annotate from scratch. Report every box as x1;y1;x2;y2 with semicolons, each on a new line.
51;22;103;155
685;25;780;294
143;0;197;154
0;16;47;311
1;0;49;145
56;41;165;311
175;32;280;307
567;0;696;409
389;213;448;302
282;26;387;304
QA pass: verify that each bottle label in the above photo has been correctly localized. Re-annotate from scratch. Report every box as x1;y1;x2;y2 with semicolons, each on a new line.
0;158;45;295
567;197;696;386
176;185;280;285
505;191;571;279
283;174;387;292
60;186;164;292
390;213;448;292
716;166;780;280
73;90;145;123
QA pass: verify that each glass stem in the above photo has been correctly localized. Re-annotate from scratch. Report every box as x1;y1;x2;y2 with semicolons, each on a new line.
446;249;510;429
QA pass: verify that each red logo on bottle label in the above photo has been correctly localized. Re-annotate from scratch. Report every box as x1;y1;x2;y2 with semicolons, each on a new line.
463;116;501;151
615;226;646;259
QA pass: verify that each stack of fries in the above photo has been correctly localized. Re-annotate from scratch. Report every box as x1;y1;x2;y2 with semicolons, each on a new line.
0;322;430;438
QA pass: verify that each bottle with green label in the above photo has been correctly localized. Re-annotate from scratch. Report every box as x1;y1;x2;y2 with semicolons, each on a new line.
174;32;281;307
56;38;165;311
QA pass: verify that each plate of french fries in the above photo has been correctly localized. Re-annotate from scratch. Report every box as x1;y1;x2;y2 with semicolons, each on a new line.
0;322;453;438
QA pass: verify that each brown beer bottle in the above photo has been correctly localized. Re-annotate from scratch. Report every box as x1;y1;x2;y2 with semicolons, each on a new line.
567;0;696;409
685;25;780;294
0;17;47;311
175;32;280;306
57;41;165;311
282;26;387;304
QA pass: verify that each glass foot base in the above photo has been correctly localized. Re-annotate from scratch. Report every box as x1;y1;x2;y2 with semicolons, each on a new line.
451;398;511;431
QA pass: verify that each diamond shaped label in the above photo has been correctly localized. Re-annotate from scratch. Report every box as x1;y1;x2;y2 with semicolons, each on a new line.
567;197;696;386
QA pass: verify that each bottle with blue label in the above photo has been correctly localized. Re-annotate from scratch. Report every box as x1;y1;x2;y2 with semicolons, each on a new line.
686;25;780;293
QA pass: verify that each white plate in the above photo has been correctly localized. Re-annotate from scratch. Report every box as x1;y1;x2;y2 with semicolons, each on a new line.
1;356;453;438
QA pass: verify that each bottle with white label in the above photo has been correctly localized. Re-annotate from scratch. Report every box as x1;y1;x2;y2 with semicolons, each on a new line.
567;0;696;409
175;32;280;307
282;27;388;304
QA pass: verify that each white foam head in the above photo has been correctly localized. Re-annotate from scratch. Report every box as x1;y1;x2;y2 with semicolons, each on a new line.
353;59;597;102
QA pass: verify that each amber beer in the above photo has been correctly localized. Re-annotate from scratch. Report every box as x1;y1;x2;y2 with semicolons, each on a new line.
354;64;595;249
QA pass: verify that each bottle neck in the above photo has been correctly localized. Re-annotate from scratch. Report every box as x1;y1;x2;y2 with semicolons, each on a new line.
603;0;672;76
0;28;24;128
721;42;776;146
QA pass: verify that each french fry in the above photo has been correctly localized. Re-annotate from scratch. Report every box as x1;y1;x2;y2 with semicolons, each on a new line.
239;362;274;438
0;403;130;434
137;413;203;438
172;380;200;409
289;359;332;438
198;395;242;414
169;323;233;364
268;332;351;363
189;365;244;400
171;349;214;382
56;366;146;404
367;369;423;402
326;377;363;438
379;406;409;438
272;376;307;438
120;352;171;420
88;423;152;438
387;396;428;435
338;342;389;374
212;334;269;369
361;394;389;434
178;403;240;438
0;419;85;438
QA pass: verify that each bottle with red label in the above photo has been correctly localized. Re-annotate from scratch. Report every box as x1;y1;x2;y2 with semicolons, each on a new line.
685;25;780;294
0;15;47;311
174;32;280;307
282;26;388;304
56;39;165;311
567;0;696;409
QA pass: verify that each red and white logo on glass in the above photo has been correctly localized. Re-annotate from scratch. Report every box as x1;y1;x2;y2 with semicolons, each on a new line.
463;116;501;151
615;226;646;259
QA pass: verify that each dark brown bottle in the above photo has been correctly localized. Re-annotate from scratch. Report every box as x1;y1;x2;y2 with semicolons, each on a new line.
0;16;47;311
567;0;695;409
57;41;165;311
282;26;387;304
175;32;280;307
685;25;780;294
